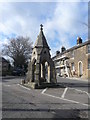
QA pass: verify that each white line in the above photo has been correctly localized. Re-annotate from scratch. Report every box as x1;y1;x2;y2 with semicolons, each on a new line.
7;85;11;86
42;92;89;107
69;87;90;98
41;88;47;94
17;84;31;91
61;87;68;98
3;84;11;87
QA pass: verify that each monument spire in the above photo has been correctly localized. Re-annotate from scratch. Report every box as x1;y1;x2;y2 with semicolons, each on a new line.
40;24;43;31
34;24;50;49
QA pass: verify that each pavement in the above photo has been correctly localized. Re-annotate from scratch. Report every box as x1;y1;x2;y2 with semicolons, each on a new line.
1;76;90;119
66;76;88;81
57;75;88;81
69;77;88;81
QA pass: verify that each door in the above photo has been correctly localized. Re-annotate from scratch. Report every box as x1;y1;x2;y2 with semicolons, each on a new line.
79;62;83;77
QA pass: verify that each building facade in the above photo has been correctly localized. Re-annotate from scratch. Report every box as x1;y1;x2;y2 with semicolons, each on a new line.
0;57;11;76
53;37;90;79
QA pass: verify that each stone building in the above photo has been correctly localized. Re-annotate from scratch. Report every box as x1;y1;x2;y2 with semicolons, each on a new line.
53;37;90;79
0;57;11;76
26;25;56;88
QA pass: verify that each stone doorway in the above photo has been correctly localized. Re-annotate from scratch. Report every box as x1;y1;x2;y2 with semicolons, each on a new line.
78;61;83;77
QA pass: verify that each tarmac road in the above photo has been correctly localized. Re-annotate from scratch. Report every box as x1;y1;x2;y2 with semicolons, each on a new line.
1;76;89;119
57;76;89;92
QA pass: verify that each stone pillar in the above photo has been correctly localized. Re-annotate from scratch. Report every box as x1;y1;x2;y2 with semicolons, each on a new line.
35;63;40;85
26;63;32;83
32;64;35;82
29;70;33;82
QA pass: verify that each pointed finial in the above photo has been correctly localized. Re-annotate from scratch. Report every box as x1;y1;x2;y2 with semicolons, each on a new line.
40;24;43;31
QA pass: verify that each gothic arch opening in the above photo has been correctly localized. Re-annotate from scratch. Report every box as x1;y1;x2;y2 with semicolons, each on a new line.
41;60;50;83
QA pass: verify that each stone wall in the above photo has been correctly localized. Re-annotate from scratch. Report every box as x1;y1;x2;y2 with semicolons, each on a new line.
62;45;88;79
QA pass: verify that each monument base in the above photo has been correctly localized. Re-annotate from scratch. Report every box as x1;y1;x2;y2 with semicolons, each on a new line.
21;81;58;89
21;82;38;89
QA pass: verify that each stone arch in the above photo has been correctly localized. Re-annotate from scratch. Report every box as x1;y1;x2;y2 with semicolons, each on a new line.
40;58;51;83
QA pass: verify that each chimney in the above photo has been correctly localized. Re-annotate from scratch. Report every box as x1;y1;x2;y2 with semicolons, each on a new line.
77;37;82;45
56;51;60;56
61;46;66;53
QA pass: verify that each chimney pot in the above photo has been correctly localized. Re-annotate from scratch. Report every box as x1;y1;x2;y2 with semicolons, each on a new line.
61;46;66;53
77;37;82;45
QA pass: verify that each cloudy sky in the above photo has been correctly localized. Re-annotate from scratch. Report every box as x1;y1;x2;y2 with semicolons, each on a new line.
0;1;89;56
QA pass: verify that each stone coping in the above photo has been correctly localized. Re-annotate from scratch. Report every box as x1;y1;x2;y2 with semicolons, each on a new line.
20;82;65;89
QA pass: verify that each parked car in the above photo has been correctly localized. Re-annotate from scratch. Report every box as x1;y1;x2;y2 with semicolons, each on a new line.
12;68;25;76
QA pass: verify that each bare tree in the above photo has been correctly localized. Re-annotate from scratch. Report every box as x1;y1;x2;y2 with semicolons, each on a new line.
2;36;33;71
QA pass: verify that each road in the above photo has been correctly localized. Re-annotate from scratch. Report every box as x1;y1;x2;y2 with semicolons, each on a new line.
57;76;89;93
2;76;90;119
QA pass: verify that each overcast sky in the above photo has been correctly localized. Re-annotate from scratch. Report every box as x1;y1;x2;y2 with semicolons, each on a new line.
0;1;89;56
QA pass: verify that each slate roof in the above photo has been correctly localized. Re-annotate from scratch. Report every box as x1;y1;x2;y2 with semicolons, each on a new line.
60;40;90;54
0;57;9;63
52;40;90;59
33;25;50;50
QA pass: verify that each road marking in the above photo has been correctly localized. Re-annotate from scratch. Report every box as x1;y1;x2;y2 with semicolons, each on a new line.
17;84;31;91
41;88;47;94
69;87;90;98
41;87;89;106
61;87;68;98
42;92;89;107
41;85;89;106
7;85;11;86
3;84;11;87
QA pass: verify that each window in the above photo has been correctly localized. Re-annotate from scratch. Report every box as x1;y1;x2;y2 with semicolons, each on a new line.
88;45;90;53
88;59;90;69
71;63;74;71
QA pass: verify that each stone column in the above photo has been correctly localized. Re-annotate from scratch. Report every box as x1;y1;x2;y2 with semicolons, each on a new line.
26;63;32;83
35;63;40;85
32;64;35;82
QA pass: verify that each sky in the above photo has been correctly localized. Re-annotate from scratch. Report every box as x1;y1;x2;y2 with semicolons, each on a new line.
0;1;89;57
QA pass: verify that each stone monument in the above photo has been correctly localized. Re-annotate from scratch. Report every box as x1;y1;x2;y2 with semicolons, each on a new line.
25;24;57;88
